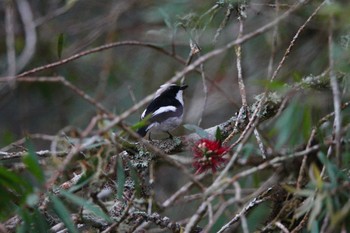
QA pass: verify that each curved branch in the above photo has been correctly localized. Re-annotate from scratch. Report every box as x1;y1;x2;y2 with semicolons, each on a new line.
16;0;37;71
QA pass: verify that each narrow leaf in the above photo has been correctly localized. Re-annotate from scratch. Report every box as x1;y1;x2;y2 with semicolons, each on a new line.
32;208;50;232
318;152;337;187
59;189;112;222
117;157;126;200
309;163;323;189
131;114;151;131
215;127;223;143
128;161;141;198
0;166;32;194
49;194;78;233
23;142;45;183
17;209;31;233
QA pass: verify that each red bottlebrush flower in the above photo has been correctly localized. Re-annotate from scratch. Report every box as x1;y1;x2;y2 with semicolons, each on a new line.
192;139;229;174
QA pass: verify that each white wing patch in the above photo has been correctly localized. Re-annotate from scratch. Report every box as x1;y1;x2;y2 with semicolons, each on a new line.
152;106;176;116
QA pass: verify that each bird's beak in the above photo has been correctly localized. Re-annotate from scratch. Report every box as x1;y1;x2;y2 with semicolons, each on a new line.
180;85;188;90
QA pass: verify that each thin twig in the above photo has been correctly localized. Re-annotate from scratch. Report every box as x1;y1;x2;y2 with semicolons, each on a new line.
275;221;290;233
328;15;342;165
45;143;83;189
244;0;326;162
16;0;37;71
16;41;186;78
204;196;237;232
296;128;317;189
5;1;16;79
0;150;67;161
270;1;326;82
254;129;267;159
0;76;113;116
101;197;134;233
162;183;193;208
206;117;257;196
290;211;310;233
0;133;56;152
267;0;279;78
184;196;213;233
227;103;261;151
317;100;350;128
213;4;234;44
235;12;247;107
236;5;267;159
197;55;208;126
234;182;249;233
131;212;183;232
217;194;266;233
230;144;320;183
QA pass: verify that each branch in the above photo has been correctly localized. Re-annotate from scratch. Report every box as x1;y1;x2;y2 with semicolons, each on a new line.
0;150;67;161
16;0;37;71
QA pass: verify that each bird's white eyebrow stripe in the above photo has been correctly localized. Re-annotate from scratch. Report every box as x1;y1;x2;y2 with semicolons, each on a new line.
152;106;177;116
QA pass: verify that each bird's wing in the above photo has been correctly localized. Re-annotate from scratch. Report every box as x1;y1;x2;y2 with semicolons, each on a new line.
141;96;181;119
149;106;183;123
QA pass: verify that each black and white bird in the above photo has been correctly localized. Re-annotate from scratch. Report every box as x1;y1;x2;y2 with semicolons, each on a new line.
137;84;188;139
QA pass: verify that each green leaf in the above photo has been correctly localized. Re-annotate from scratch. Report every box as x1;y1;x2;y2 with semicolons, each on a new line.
309;163;323;189
0;184;17;219
183;124;209;138
16;222;27;233
32;208;50;232
0;166;32;194
131;114;152;132
49;194;78;233
23;142;45;184
273;99;312;148
319;3;343;16
57;33;65;59
1;130;14;147
318;152;337;187
117;157;125;200
128;161;141;198
310;220;319;233
17;208;31;233
59;189;112;222
215;127;223;143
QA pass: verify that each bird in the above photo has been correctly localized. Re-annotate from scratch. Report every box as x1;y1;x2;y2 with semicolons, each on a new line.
137;83;188;140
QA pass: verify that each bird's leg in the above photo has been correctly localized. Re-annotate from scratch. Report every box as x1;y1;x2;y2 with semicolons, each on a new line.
166;131;173;140
148;132;153;141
